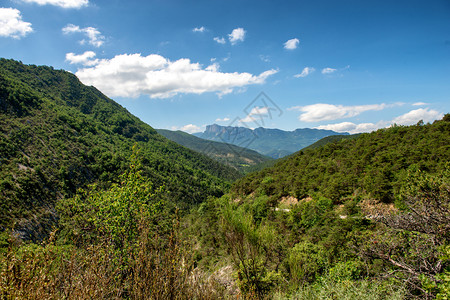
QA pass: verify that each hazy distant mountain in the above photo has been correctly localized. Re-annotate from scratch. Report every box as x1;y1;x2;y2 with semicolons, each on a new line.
194;124;348;158
156;129;272;172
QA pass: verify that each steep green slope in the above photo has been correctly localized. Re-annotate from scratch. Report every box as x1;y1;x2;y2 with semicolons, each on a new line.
156;129;272;172
0;58;240;235
232;117;450;203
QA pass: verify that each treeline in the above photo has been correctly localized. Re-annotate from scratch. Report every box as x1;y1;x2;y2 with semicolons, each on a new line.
232;116;450;203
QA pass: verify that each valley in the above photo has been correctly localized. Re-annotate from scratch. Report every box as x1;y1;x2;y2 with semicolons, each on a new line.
1;61;449;299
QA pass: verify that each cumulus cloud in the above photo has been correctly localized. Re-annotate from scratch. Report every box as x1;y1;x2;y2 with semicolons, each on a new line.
0;8;33;39
391;108;443;125
214;36;226;44
316;121;386;134
240;106;271;123
315;108;443;134
193;26;205;32
321;67;337;74
216;117;230;122
290;103;388;122
62;24;104;47
294;67;315;78
284;38;299;50
65;51;98;66
75;53;278;99
20;0;88;8
228;28;245;44
172;124;203;134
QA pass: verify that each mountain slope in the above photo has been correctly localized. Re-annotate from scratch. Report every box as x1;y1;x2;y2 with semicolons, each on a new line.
156;129;272;172
195;124;348;158
232;117;450;202
303;133;361;150
0;58;240;236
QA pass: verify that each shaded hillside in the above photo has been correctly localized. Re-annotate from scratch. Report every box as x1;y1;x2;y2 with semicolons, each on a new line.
232;117;450;203
195;124;347;158
0;58;240;235
156;129;272;172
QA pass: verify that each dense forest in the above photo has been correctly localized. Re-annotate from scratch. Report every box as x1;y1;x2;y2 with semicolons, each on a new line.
232;117;449;203
0;58;239;240
0;60;449;299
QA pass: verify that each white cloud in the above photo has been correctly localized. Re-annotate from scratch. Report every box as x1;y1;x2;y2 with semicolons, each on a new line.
240;106;270;123
20;0;88;8
215;117;230;122
392;108;443;125
315;108;443;134
412;102;428;106
193;26;205;32
294;67;315;78
316;122;385;134
62;24;104;47
228;28;245;45
214;36;226;44
322;67;337;74
176;124;203;134
65;51;98;66
0;8;33;39
284;38;299;50
75;53;278;99
290;103;388;122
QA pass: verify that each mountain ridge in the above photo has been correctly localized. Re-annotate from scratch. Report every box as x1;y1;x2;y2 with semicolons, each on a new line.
0;58;239;238
194;123;349;158
156;129;272;173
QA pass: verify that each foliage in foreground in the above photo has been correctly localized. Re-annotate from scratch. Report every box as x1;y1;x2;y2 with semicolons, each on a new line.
185;163;449;299
1;155;229;299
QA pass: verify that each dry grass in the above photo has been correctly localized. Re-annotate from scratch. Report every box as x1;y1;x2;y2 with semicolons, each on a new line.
0;226;232;299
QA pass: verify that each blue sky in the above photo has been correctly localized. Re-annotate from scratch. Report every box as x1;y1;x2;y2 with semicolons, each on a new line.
1;0;449;134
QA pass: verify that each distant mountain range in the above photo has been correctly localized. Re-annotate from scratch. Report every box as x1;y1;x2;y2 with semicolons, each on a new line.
156;129;272;172
194;124;348;158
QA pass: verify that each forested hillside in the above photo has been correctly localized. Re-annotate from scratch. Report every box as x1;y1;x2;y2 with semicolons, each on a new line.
0;59;239;238
189;117;447;299
156;129;272;172
232;117;449;203
1;59;448;299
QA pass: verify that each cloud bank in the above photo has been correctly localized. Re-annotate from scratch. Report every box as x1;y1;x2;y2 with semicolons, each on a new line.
20;0;88;9
74;53;277;99
290;103;389;122
315;108;443;134
0;8;33;39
